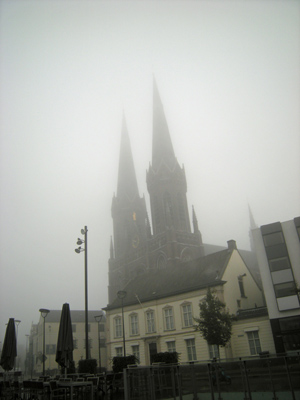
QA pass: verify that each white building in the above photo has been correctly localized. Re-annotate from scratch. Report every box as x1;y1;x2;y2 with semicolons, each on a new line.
104;240;274;365
27;310;106;376
252;217;300;353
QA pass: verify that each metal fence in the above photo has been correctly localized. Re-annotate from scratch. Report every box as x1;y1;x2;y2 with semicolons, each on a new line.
123;353;300;400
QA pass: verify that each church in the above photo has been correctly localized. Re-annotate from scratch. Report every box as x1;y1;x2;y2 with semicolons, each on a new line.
108;79;205;304
103;80;273;365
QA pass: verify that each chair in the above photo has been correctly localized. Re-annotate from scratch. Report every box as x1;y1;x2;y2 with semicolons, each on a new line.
86;377;99;399
49;380;68;400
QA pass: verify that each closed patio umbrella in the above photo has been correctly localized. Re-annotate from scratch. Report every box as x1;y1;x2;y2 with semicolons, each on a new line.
56;303;74;374
0;318;17;371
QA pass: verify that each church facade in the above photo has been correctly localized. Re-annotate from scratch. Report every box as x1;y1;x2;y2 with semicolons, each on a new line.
108;80;204;304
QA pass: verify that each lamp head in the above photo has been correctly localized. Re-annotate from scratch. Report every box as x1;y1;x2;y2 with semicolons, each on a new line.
39;308;50;318
117;290;127;300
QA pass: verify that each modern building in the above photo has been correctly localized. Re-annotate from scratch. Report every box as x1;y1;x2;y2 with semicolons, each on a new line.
26;310;106;376
252;217;300;354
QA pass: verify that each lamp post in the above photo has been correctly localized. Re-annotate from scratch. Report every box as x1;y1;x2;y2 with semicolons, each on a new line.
117;290;127;357
75;226;89;359
94;314;103;372
39;308;50;376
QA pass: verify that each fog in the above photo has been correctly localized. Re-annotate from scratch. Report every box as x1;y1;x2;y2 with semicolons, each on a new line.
1;1;299;350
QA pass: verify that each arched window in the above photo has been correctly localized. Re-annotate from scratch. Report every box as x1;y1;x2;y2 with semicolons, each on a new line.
157;254;167;269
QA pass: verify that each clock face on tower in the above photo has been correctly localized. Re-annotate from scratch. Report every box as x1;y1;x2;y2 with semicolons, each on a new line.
132;235;139;248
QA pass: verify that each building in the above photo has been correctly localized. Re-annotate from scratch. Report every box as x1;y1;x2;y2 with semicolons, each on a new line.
108;79;204;304
26;310;106;376
105;80;276;365
105;240;268;364
252;217;300;354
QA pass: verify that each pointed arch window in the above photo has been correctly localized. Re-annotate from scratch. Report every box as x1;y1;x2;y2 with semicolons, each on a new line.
177;192;187;230
163;192;174;227
157;254;167;269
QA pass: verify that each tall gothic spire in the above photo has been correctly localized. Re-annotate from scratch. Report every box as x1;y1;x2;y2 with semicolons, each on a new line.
116;114;139;201
248;204;257;251
152;77;177;171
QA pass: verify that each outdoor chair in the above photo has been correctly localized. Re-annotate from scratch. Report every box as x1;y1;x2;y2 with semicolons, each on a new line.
86;377;99;399
49;380;68;400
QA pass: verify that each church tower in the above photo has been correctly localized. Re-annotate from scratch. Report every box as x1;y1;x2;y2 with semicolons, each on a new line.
146;79;204;266
108;116;149;303
108;81;204;304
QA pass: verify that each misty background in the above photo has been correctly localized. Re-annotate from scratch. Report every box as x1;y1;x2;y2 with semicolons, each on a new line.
0;0;299;354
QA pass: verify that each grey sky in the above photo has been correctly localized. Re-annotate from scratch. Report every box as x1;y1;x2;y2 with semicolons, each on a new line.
0;0;299;349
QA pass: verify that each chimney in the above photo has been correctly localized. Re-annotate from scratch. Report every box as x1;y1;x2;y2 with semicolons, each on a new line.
227;239;237;250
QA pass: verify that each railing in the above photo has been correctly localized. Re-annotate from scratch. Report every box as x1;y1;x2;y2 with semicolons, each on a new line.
123;353;300;400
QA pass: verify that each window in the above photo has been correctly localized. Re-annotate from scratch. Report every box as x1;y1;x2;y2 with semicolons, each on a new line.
164;308;174;330
114;317;122;338
274;282;296;298
72;324;76;333
182;304;193;327
46;344;56;355
73;338;78;349
186;339;197;361
115;347;123;357
146;311;155;333
131;345;140;362
208;344;219;360
238;277;246;297
263;232;284;247
130;314;139;335
269;257;290;272
247;331;261;355
167;341;176;353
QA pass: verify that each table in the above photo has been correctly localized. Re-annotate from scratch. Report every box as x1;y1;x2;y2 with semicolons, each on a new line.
58;381;93;400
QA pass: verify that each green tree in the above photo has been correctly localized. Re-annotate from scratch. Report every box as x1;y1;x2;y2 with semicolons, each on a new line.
194;288;234;357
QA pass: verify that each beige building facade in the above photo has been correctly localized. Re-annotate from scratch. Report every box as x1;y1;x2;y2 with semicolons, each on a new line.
27;310;106;376
105;242;269;366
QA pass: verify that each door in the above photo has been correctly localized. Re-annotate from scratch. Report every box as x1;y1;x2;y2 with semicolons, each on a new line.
149;342;157;364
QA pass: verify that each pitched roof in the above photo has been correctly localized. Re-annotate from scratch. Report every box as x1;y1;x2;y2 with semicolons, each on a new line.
106;249;233;310
42;310;105;324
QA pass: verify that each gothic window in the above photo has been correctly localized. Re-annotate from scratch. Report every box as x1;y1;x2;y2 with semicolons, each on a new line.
177;192;187;230
153;195;161;232
157;254;167;269
163;192;174;227
181;248;192;262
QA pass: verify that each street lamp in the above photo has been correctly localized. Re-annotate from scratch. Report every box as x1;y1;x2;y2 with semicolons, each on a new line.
39;308;50;376
75;226;89;359
94;314;103;372
117;290;127;357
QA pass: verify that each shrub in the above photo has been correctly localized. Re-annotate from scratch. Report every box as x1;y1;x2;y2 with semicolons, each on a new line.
112;355;139;373
78;359;97;374
151;352;179;364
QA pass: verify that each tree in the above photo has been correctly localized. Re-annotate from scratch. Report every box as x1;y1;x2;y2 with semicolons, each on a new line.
194;288;234;357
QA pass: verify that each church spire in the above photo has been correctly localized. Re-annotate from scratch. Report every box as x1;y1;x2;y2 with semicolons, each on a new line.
192;205;199;233
152;77;176;171
116;114;139;201
248;204;257;251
